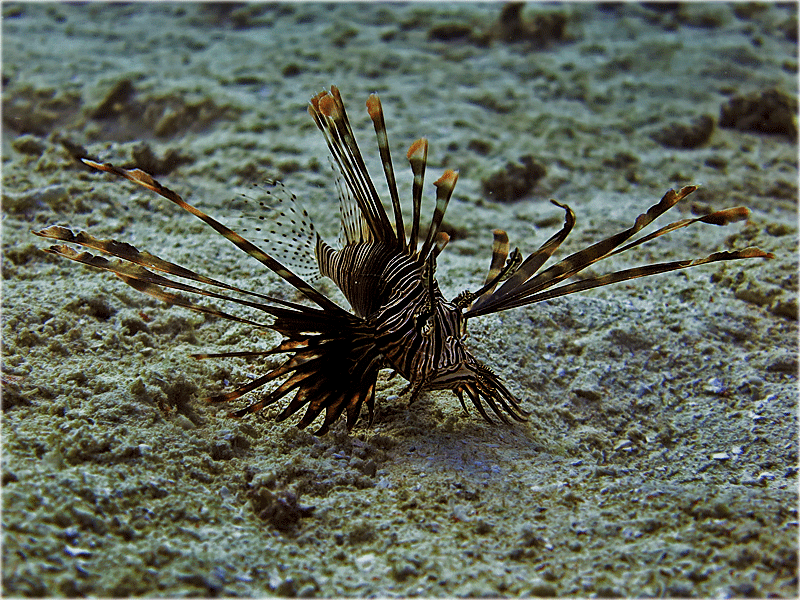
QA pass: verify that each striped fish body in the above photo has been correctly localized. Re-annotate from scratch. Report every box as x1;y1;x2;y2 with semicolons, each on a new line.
317;238;473;392
34;85;773;434
316;241;408;318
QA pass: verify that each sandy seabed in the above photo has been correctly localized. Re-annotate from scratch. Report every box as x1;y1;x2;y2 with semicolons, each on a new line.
2;3;798;597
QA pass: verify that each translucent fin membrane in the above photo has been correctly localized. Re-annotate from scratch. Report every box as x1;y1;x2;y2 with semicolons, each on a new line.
227;180;321;282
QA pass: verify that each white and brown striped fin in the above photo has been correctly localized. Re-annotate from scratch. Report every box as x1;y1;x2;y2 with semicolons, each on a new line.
467;201;575;313
419;169;458;262
484;230;511;286
459;230;522;309
34;225;276;303
367;93;405;249
309;86;397;247
36;243;269;327
465;186;774;318
79;160;341;313
34;226;338;323
496;246;773;311
215;321;383;434
407;138;428;254
432;231;450;260
42;231;383;434
490;200;576;297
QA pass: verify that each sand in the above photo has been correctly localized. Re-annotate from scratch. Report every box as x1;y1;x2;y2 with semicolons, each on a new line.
2;2;797;597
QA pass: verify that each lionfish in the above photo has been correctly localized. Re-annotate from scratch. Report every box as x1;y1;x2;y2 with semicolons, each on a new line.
35;86;773;435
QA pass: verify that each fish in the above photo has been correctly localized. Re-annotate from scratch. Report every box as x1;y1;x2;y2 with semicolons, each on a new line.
34;85;774;435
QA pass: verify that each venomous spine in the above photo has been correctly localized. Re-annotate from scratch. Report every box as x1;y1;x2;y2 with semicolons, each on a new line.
35;86;773;434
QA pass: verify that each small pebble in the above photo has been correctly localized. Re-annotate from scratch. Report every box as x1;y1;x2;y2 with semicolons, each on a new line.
703;377;725;395
64;546;92;558
355;553;376;569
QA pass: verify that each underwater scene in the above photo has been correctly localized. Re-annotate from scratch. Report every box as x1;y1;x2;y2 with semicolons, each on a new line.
3;3;797;597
